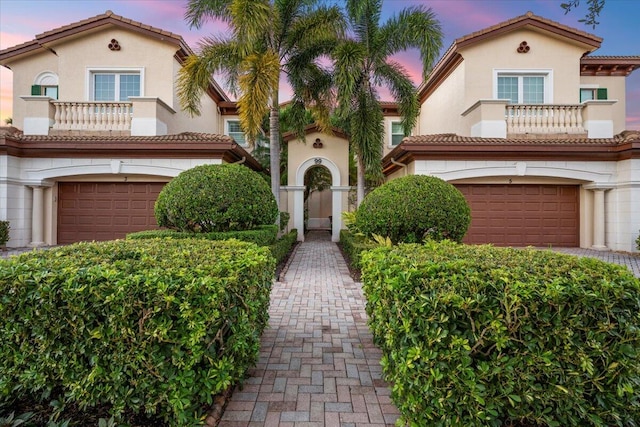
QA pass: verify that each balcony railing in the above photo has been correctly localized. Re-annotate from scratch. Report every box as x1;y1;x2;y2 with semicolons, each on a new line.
506;104;585;134
52;102;132;131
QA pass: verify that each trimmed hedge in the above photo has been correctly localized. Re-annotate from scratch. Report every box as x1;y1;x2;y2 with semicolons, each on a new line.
339;229;376;270
127;224;278;246
269;229;298;265
361;241;640;426
154;164;278;232
355;175;470;243
0;239;275;425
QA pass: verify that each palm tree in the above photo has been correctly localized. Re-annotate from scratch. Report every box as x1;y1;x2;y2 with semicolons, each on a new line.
333;0;443;206
178;0;343;210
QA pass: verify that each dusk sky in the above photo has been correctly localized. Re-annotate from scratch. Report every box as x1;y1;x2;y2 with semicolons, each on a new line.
1;0;639;129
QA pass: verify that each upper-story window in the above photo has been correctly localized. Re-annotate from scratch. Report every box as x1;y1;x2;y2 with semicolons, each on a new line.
390;121;404;146
32;71;59;99
93;73;140;101
87;68;144;102
226;120;247;146
494;70;552;104
580;87;607;102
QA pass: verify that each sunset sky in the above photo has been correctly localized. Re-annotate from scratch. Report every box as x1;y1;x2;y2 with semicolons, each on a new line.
1;0;639;129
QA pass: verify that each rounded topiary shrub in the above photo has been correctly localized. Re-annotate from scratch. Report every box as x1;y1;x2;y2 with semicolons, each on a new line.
355;175;470;243
155;164;277;232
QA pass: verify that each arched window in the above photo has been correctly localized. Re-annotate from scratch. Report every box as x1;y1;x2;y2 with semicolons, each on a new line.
32;71;59;99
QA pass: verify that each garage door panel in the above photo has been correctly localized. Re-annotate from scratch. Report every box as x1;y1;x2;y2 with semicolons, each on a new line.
456;184;578;247
58;182;164;244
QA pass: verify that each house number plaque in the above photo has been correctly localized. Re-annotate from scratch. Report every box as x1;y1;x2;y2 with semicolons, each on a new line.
314;158;322;165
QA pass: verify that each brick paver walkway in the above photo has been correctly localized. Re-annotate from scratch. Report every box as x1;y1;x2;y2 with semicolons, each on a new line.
219;230;400;427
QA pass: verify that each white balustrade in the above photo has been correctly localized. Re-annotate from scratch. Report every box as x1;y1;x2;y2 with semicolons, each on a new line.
506;104;584;135
52;102;132;131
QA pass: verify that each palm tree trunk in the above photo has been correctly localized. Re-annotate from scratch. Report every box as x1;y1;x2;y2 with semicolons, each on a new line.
356;155;365;207
269;92;281;212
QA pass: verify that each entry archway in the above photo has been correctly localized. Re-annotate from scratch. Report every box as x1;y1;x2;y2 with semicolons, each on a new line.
294;157;346;242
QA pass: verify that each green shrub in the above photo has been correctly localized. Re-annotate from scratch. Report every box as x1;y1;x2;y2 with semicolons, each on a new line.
279;211;290;232
355;175;470;243
0;239;275;425
154;164;278;232
127;224;278;246
339;229;376;270
361;241;640;426
0;220;9;245
269;229;298;264
636;231;640;251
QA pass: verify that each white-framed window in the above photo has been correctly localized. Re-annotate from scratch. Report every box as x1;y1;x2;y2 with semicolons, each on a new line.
494;69;552;104
225;119;247;146
580;87;607;102
32;71;59;99
86;67;144;102
390;121;404;146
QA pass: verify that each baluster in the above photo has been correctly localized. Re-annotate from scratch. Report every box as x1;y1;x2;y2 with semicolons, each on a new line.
559;106;567;133
53;103;61;129
80;103;88;130
576;106;584;132
541;105;548;131
568;106;576;132
506;106;513;134
534;106;541;133
95;103;103;129
551;106;558;132
124;104;132;130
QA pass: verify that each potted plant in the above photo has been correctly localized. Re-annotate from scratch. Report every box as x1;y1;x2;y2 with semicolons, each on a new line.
0;220;10;251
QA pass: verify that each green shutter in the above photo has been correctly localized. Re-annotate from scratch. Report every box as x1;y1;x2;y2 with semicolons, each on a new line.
597;88;608;100
31;85;41;95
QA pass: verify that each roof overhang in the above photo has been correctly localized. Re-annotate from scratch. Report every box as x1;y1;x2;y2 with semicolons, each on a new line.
382;132;640;176
580;56;640;76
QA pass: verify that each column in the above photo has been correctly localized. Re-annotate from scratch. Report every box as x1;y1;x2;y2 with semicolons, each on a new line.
591;188;607;250
331;186;352;242
29;186;45;247
288;186;305;242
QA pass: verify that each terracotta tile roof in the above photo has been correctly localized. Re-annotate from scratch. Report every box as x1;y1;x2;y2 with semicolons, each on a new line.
2;131;234;144
35;10;184;44
402;131;639;146
580;56;640;76
454;11;601;48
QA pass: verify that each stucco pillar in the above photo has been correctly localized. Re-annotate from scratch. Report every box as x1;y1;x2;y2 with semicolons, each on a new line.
288;186;306;242
590;188;608;251
29;186;45;247
331;186;351;242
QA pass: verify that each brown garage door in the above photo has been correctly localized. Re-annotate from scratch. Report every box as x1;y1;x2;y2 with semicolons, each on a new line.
455;184;579;247
58;182;165;244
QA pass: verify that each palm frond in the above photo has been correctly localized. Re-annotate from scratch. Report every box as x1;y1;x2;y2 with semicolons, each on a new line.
229;0;272;48
237;50;281;145
285;5;345;54
185;0;232;29
378;6;443;78
350;90;383;175
332;40;367;119
374;61;419;134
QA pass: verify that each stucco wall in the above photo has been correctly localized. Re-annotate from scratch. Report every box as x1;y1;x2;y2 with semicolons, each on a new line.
419;61;466;135
580;75;626;134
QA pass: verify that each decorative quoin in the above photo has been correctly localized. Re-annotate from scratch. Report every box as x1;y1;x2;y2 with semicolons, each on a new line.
517;41;530;53
108;39;121;51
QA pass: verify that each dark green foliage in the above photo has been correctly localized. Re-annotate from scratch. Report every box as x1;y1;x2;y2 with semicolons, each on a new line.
154;164;278;232
0;239;275;425
339;229;376;270
127;224;278;247
361;241;640;426
0;220;9;245
279;211;290;232
268;229;298;264
636;231;639;250
355;175;470;243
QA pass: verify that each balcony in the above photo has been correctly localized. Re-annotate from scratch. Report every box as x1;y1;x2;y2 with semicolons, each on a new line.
462;99;617;139
20;96;176;136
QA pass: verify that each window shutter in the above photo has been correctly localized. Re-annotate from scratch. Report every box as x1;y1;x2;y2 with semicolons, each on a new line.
31;85;42;95
597;88;608;100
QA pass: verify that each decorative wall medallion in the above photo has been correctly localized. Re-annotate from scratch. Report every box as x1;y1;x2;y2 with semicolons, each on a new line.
314;158;322;165
108;39;121;51
517;41;530;53
313;138;323;149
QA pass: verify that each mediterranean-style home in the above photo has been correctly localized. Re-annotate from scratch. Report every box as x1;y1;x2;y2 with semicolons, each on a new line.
1;10;639;251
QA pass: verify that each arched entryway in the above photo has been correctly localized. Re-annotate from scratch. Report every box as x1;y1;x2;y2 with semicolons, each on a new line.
294;157;348;242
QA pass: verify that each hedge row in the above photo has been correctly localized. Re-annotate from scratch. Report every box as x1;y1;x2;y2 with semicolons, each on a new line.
127;224;278;247
269;229;298;265
361;241;640;426
0;239;275;425
339;230;376;270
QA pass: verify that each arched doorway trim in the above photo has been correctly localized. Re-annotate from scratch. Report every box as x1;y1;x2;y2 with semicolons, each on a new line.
294;157;342;242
